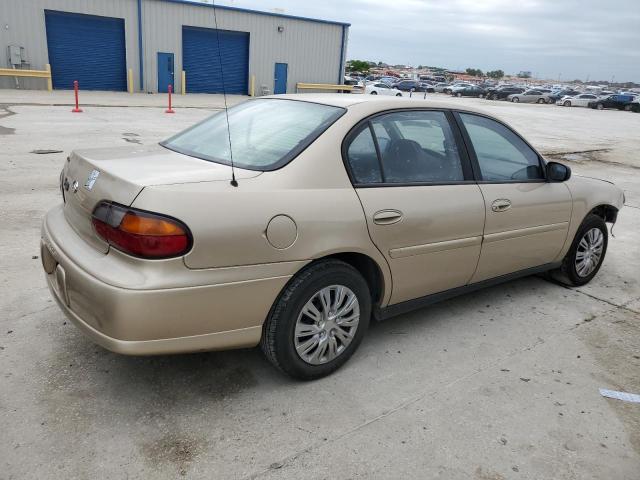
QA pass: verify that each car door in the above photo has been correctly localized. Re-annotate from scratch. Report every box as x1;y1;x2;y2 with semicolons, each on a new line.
344;109;485;305
455;112;572;282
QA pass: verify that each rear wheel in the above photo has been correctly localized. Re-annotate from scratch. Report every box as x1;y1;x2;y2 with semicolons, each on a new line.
549;214;608;287
512;97;519;103
537;98;545;104
478;93;484;98
370;91;378;95
597;103;604;110
261;260;371;380
396;93;403;97
624;104;632;111
456;92;462;97
492;94;499;100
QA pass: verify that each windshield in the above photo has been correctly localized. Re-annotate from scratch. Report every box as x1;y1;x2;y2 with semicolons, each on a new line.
161;99;345;171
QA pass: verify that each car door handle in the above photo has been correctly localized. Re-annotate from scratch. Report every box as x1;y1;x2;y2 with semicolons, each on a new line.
491;199;512;212
373;209;403;225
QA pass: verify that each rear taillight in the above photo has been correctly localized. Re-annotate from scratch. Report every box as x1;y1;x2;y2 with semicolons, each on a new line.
91;201;191;259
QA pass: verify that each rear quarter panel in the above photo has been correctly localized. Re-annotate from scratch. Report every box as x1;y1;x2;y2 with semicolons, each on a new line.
130;109;394;305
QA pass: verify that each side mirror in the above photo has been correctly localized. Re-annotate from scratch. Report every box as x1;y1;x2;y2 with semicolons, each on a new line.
547;161;571;182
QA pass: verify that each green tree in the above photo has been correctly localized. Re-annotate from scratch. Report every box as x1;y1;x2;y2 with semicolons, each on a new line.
486;70;504;79
465;68;484;77
347;60;371;74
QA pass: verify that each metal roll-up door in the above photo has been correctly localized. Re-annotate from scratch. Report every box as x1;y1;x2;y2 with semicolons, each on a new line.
44;10;127;91
182;26;249;94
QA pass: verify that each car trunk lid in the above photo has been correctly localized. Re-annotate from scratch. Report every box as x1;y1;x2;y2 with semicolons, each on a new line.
61;145;260;253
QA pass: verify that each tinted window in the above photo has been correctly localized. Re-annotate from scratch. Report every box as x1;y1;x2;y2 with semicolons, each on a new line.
459;113;543;181
370;111;464;183
346;126;383;184
162;99;344;170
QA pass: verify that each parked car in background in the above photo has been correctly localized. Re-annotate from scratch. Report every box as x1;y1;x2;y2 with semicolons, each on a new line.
365;83;403;96
393;80;429;92
419;82;435;93
486;87;525;100
451;85;487;98
507;90;552;104
43;95;624;379
556;93;599;107
588;94;637;111
547;89;581;103
445;83;474;94
433;82;451;93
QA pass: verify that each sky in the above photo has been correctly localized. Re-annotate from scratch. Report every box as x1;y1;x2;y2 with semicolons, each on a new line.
205;0;640;83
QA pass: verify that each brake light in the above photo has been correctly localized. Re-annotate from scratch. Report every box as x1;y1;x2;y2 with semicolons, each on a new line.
91;201;191;259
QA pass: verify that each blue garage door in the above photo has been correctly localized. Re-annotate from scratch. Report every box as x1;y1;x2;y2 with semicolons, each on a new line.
182;26;249;94
44;10;127;91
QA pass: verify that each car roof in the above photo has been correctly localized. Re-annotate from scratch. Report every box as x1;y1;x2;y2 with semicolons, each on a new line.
264;93;491;115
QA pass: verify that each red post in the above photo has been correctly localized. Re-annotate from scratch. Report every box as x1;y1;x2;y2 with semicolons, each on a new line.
165;84;175;114
72;80;82;113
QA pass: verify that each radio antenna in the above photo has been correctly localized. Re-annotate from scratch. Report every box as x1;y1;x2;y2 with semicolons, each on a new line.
212;0;238;187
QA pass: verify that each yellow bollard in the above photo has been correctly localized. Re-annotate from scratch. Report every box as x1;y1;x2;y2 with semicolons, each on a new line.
127;68;134;93
250;74;255;97
45;64;52;92
181;71;186;95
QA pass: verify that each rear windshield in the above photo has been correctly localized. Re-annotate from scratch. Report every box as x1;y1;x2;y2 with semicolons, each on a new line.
161;99;345;171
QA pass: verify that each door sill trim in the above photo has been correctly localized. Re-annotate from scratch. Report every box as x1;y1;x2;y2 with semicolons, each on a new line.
374;262;561;321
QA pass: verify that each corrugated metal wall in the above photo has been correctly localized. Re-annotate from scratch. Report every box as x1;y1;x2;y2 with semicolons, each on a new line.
0;0;347;94
0;0;139;90
141;0;345;94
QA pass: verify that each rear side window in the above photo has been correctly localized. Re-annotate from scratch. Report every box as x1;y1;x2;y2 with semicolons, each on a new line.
345;110;465;184
161;99;345;171
459;113;543;181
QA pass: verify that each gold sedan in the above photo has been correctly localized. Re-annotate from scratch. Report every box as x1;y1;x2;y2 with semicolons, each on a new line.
41;95;624;379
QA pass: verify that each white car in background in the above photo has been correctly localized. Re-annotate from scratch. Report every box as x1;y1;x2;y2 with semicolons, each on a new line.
556;93;599;107
365;83;403;96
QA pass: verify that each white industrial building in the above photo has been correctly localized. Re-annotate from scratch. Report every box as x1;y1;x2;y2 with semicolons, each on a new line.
0;0;349;94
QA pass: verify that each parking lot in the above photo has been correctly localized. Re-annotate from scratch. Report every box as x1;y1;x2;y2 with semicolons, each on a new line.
1;91;639;479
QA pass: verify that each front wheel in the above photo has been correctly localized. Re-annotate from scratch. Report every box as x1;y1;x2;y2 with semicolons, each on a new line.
370;91;378;95
261;260;371;380
512;97;519;103
624;104;632;111
564;100;571;107
456;92;462;97
537;98;545;104
549;214;608;287
492;94;499;100
597;103;604;110
396;93;403;97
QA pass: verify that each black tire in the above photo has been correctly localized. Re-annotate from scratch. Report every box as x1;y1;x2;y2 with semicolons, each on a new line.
624;104;632;111
564;100;571;107
396;93;402;97
549;214;608;287
537;98;545;104
370;91;377;95
491;94;498;100
456;92;462;97
512;97;519;103
597;103;604;110
260;260;371;380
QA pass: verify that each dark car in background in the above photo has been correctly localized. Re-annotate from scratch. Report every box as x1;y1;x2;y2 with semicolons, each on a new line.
486;86;525;100
393;80;430;92
588;94;637;110
451;85;487;98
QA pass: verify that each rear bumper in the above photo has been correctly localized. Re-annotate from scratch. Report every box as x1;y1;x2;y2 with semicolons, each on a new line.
41;205;297;355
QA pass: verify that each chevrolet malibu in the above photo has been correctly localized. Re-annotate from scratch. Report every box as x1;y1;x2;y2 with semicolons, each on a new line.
42;95;624;380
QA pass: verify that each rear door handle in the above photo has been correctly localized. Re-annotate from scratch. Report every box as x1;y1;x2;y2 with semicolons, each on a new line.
373;209;403;225
491;199;512;212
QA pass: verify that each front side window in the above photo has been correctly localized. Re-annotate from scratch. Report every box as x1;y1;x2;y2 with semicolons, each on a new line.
459;113;543;181
162;99;345;170
346;110;465;184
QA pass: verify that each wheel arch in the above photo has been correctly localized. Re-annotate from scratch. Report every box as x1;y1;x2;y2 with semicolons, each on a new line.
589;204;619;224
